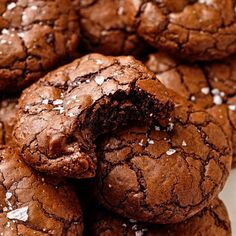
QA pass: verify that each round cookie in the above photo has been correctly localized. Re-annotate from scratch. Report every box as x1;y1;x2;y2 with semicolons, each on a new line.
79;0;146;56
136;0;236;61
0;98;18;145
87;198;231;236
13;53;174;179
0;147;83;235
94;95;232;224
0;0;80;93
145;52;236;167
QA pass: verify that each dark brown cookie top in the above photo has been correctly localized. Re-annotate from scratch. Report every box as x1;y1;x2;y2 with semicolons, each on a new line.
79;0;147;56
0;147;83;235
0;98;18;145
145;52;236;166
87;198;231;236
13;53;174;179
136;0;236;61
94;95;232;224
0;0;80;94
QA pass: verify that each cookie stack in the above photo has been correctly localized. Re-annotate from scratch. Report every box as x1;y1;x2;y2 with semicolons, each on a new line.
0;1;235;235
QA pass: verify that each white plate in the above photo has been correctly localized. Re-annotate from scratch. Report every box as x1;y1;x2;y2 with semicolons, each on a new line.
220;169;236;235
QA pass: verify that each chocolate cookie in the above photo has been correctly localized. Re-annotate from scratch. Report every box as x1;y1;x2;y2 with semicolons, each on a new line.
79;0;146;56
0;98;18;145
137;0;236;61
87;198;231;236
0;0;80;93
0;147;83;235
13;53;174;179
94;95;232;224
145;52;236;167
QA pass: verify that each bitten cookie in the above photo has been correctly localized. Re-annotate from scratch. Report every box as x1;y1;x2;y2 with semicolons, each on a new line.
94;95;232;224
145;52;236;167
0;98;18;145
13;53;174;179
79;0;146;56
0;147;83;235
137;0;236;61
0;0;80;93
87;198;231;236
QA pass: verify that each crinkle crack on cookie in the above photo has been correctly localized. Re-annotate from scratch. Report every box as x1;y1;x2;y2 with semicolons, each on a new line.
137;0;236;61
13;54;174;179
0;0;80;93
145;52;236;167
87;198;231;236
0;147;83;235
79;0;147;56
94;96;232;224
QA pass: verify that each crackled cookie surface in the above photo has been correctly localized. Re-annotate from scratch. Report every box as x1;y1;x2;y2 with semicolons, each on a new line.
0;0;80;93
87;198;231;236
0;147;83;235
79;0;147;56
14;53;174;179
137;0;236;60
0;98;18;145
95;95;232;224
145;52;236;166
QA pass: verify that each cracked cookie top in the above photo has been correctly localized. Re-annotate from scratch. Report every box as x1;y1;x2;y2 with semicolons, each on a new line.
0;98;18;145
79;0;147;56
94;95;232;224
0;147;83;235
145;52;236;167
87;198;231;236
137;0;236;61
0;0;80;94
13;53;174;179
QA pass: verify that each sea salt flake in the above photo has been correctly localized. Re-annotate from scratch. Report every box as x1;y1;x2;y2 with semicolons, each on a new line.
6;192;12;200
211;88;220;95
7;2;16;10
95;59;103;65
2;29;9;35
182;140;187;146
201;87;209;95
166;148;176;156
31;5;38;10
53;99;63;105
190;96;196;102
148;139;154;145
139;139;145;147
18;32;25;38
95;75;105;85
228;104;236;111
213;95;222;105
117;7;124;15
0;39;7;44
42;99;49;105
167;122;174;131
129;219;137;223
135;230;144;236
155;126;160;131
7;206;29;222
